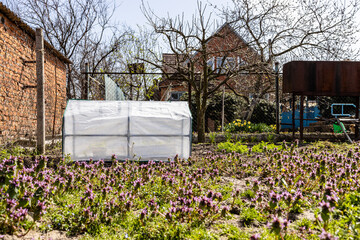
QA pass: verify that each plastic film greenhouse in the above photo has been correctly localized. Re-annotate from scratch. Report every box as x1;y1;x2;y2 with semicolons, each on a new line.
63;100;192;161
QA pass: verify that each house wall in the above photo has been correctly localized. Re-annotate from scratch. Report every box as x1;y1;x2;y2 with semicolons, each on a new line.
0;12;67;144
159;24;260;101
159;79;186;101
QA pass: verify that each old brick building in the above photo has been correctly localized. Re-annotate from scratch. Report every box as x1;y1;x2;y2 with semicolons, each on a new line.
0;2;71;144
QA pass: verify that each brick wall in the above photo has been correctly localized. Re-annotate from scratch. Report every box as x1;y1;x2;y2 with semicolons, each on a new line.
159;24;260;101
0;12;67;145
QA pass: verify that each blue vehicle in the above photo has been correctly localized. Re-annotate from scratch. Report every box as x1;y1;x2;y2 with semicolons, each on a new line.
281;106;320;129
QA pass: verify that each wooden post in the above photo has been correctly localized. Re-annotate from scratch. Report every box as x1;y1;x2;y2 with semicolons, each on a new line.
275;62;280;134
356;96;360;139
300;95;304;141
221;85;225;132
36;28;45;154
187;63;191;112
292;94;295;140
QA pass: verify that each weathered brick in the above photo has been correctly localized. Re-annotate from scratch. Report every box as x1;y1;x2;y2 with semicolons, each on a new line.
0;6;69;145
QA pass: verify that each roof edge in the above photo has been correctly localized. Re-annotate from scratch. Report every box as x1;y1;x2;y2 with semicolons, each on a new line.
0;2;72;64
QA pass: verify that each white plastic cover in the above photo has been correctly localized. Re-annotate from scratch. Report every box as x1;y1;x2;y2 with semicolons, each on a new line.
63;100;192;161
104;75;125;100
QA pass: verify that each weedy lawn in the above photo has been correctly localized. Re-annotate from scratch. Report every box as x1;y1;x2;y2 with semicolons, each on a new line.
1;140;360;239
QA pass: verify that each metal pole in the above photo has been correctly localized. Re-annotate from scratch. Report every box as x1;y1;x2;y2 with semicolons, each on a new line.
221;86;225;132
85;63;89;100
130;83;133;100
300;95;304;141
36;28;45;154
129;68;133;100
275;62;280;134
356;96;360;139
187;63;191;111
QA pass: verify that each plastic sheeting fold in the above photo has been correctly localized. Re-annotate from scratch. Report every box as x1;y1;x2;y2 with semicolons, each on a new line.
104;75;125;100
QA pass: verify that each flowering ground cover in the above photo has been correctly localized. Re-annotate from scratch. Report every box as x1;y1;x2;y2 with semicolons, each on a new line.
221;119;276;133
1;140;360;239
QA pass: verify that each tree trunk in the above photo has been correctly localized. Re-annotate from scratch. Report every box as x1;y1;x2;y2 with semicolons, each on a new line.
197;106;206;143
196;94;209;143
195;90;206;143
246;98;258;121
66;64;74;99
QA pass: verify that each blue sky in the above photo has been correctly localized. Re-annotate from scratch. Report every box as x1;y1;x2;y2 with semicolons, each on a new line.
113;0;232;28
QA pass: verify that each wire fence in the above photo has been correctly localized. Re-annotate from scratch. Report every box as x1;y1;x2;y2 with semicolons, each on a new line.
186;90;359;137
82;72;360;139
280;96;359;135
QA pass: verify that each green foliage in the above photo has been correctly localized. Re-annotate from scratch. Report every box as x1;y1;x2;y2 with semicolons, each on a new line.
296;218;313;231
252;123;275;133
251;141;282;153
217;223;250;239
267;133;276;143
223;119;275;133
239;207;264;226
330;192;360;238
208;132;217;145
224;132;232;142
206;92;247;129
241;189;255;200
250;100;276;125
0;144;35;160
217;141;248;154
217;141;282;154
187;228;218;240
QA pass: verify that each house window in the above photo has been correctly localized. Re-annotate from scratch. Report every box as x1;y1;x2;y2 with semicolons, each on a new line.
224;57;235;70
237;56;247;66
249;93;270;101
169;91;185;101
207;58;214;70
214;57;239;73
216;57;237;73
216;57;223;68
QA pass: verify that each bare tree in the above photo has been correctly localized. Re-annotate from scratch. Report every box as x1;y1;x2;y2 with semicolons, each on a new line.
5;0;127;99
143;0;360;142
220;0;360;62
142;2;273;142
218;0;360;117
110;26;162;100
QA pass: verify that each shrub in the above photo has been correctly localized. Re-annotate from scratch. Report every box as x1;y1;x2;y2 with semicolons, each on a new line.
251;141;282;153
250;100;276;125
217;141;248;154
317;96;358;118
223;119;275;133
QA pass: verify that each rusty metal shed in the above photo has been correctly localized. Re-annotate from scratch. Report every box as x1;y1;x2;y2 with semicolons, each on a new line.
283;61;360;140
